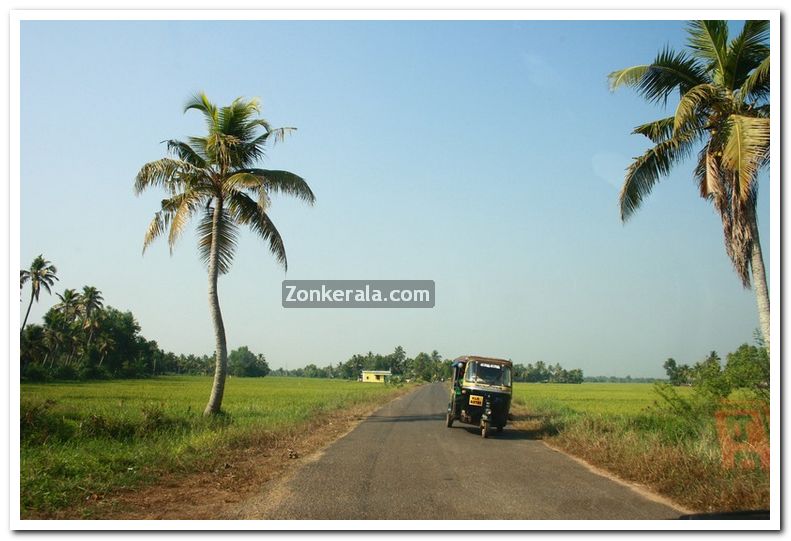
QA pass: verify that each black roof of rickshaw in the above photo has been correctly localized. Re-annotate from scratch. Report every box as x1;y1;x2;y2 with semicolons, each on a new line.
452;356;512;367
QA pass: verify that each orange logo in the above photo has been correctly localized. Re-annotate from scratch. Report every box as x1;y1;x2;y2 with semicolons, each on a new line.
714;407;769;471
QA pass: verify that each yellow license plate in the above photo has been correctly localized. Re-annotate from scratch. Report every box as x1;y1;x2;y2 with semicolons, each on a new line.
469;395;483;406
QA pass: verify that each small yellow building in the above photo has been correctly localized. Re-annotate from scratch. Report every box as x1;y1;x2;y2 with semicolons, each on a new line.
361;370;391;383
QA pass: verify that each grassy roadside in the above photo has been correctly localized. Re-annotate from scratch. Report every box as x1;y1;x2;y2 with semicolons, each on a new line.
511;383;769;513
21;376;411;518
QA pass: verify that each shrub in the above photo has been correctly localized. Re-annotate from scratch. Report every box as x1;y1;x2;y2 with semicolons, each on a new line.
22;364;50;383
77;364;111;381
52;365;80;381
21;400;74;445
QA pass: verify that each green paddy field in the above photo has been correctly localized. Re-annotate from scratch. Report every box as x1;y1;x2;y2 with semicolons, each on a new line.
513;382;692;416
20;376;405;517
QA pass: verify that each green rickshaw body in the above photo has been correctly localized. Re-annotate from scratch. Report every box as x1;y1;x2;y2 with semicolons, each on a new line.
446;356;513;438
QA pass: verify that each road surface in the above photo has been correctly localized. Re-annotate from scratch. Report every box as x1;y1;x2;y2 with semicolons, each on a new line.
256;383;681;520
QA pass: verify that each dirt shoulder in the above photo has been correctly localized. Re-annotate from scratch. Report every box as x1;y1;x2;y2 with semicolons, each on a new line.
35;385;416;520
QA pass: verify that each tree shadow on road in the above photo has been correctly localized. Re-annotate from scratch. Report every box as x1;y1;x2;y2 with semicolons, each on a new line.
364;411;560;441
453;424;555;440
367;413;446;423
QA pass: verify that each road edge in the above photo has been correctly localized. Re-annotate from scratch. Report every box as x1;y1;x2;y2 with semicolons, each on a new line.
539;440;696;516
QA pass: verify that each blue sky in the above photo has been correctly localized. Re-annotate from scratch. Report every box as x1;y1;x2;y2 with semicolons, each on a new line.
19;19;769;377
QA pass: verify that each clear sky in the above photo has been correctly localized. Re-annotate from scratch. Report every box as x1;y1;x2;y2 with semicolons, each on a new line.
19;19;769;377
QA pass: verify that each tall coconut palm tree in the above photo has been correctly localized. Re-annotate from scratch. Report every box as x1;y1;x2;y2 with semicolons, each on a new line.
609;20;770;347
20;255;59;330
135;93;315;415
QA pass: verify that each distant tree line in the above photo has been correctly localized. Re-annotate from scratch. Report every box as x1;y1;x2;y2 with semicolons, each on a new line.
18;257;274;381
512;362;583;383
22;294;174;381
662;343;769;400
269;350;584;384
582;375;662;384
269;347;452;383
20;292;273;382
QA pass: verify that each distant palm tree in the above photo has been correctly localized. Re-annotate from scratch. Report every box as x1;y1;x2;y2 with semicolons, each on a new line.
79;286;104;318
52;290;82;365
96;335;115;368
135;93;315;415
55;288;81;320
20;255;59;330
609;20;770;346
79;286;104;350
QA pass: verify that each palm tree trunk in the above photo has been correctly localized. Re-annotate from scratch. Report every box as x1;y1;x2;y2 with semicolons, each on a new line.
86;325;94;358
750;216;770;350
22;292;34;330
203;199;229;416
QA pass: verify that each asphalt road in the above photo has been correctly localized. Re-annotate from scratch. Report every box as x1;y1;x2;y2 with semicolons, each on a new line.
259;383;682;520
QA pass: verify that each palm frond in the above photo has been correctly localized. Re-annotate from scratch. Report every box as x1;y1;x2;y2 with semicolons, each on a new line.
632;117;675;143
166;195;195;252
721;114;769;202
686;20;729;78
184;92;219;133
609;47;707;104
726;20;769;90
223;172;264;193
142;211;169;254
165;139;208;168
608;65;649;91
187;137;211;163
197;206;239;275
739;55;770;104
672;83;724;133
261;127;296;146
228;193;288;270
233;127;297;166
162;190;209;253
619;137;695;221
702;146;725;199
134;158;190;195
238;169;316;205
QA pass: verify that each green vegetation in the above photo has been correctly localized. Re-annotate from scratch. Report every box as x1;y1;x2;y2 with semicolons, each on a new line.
610;20;771;347
513;344;769;512
21;376;403;517
228;346;271;377
21;288;170;382
134;93;315;415
662;344;768;400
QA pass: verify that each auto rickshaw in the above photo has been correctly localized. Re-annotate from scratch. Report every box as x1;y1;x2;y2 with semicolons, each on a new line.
445;356;513;438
